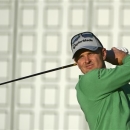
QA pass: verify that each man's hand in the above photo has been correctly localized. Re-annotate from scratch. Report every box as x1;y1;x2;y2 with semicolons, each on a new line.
106;47;128;65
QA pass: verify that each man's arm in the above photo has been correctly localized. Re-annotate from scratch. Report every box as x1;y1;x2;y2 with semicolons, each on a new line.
105;47;128;65
79;47;130;99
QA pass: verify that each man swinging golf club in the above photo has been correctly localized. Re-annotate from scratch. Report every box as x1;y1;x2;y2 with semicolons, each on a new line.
71;31;130;130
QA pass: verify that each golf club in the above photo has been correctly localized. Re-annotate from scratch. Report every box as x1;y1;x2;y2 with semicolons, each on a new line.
0;63;77;85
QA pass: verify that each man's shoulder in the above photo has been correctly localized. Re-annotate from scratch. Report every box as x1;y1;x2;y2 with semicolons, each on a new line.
76;69;101;89
80;69;102;80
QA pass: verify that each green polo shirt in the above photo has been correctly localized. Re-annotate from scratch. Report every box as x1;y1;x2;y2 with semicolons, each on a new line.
76;55;130;130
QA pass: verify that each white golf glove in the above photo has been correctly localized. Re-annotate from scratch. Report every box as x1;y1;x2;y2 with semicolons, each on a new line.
116;47;129;54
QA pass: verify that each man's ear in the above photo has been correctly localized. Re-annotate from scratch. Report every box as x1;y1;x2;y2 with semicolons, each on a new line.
102;48;107;60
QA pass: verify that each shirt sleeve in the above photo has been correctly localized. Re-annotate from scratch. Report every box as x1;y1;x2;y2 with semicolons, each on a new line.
79;55;130;100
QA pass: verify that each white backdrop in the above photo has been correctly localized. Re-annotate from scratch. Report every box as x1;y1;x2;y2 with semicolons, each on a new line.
0;0;130;130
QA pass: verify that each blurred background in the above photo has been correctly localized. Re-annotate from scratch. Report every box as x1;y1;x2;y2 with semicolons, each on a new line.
0;0;130;130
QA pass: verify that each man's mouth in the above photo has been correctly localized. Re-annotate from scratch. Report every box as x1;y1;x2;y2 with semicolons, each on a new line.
85;64;93;69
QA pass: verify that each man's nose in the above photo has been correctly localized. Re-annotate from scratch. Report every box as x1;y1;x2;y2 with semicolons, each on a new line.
84;55;90;63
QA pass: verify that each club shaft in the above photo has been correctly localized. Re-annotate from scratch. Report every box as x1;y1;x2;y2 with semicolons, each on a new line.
0;63;77;85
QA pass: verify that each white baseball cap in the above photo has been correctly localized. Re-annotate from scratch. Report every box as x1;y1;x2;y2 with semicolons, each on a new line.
71;32;103;58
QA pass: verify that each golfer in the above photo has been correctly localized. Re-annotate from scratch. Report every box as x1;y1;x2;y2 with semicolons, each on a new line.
71;31;130;130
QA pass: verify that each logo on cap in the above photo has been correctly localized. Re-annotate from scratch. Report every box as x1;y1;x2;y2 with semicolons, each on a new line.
72;39;93;49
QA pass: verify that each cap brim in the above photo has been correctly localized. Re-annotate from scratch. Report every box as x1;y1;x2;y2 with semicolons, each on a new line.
72;46;98;59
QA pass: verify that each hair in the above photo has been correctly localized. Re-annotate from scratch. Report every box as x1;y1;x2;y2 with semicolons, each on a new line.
74;47;104;62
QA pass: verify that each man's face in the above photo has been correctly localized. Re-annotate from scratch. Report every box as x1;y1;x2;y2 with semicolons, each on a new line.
74;48;107;74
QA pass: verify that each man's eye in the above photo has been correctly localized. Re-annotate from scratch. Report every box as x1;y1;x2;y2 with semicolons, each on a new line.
88;52;94;55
